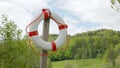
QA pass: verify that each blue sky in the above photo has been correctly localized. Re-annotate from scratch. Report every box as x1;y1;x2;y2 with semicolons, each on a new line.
0;0;120;35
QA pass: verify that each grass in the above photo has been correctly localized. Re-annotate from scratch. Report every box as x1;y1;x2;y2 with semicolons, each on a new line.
52;58;105;68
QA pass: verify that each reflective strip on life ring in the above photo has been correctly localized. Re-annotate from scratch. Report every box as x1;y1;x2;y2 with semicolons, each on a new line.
28;9;68;51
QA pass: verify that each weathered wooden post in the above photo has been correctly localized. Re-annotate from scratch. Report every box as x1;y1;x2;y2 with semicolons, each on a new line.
27;8;68;68
40;17;50;68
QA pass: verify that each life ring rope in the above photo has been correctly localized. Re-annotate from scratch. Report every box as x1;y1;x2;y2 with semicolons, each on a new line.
25;13;42;33
50;16;61;25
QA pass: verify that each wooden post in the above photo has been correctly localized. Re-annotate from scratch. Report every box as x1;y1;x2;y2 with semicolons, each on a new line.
40;18;50;68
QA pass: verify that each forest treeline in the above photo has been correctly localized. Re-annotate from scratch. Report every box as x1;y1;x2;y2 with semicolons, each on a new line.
0;15;120;67
49;29;120;60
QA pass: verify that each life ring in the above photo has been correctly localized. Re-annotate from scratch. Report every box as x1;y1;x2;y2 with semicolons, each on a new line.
28;9;68;51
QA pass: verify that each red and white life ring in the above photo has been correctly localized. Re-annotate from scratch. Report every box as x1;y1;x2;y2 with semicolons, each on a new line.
28;9;68;51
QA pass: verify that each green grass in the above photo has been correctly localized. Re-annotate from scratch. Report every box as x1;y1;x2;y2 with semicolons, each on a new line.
52;58;105;68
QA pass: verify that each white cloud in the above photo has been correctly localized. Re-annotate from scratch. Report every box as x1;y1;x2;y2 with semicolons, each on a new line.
64;16;103;35
64;17;81;35
55;0;120;29
0;2;33;35
6;0;50;14
0;0;120;36
0;0;60;36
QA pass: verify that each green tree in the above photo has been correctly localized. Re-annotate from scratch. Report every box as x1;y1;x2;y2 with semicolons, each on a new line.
115;54;120;68
48;29;120;61
111;0;120;11
0;14;40;68
103;48;117;66
0;14;22;41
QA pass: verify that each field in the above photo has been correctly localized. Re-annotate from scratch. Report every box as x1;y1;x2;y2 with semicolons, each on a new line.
52;59;105;68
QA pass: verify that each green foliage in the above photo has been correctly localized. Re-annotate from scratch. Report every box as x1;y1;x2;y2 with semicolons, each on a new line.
110;0;120;11
103;44;120;67
48;59;53;68
48;29;120;61
103;48;117;66
48;29;120;62
0;15;42;68
0;40;40;68
111;0;115;4
0;14;22;41
71;29;120;59
115;54;120;68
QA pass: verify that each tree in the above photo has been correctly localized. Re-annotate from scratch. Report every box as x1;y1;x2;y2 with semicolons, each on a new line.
0;14;22;41
115;54;120;68
103;48;117;66
0;14;40;68
111;0;120;11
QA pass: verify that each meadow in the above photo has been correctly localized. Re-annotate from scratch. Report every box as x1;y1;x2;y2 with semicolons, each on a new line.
52;59;105;68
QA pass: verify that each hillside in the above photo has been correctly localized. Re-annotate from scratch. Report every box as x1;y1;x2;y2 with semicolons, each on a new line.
1;28;120;67
49;29;120;61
